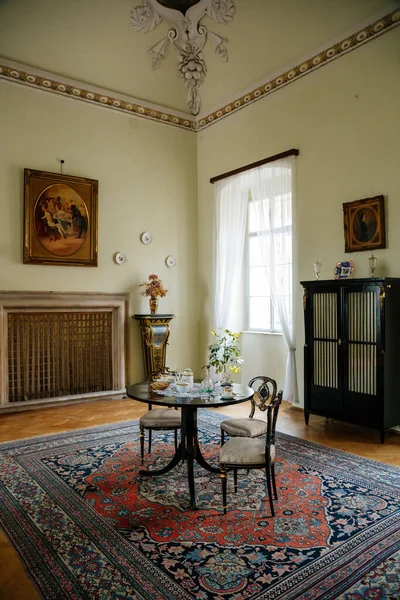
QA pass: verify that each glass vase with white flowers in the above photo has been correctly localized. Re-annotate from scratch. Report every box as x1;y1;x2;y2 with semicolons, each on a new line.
205;329;243;385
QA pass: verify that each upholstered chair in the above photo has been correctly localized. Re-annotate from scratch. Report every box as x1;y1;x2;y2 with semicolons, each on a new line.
139;368;181;465
139;406;181;464
220;376;278;445
219;390;283;515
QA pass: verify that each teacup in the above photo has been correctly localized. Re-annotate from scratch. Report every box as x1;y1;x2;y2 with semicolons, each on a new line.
175;381;190;394
222;386;234;399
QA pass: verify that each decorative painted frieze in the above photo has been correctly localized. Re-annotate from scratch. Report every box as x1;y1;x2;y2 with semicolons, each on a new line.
0;61;196;130
196;7;400;130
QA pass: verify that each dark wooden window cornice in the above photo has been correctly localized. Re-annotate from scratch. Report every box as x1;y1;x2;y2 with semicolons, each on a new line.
210;149;299;184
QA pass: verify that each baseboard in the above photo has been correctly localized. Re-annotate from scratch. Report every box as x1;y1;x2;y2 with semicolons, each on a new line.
0;392;125;413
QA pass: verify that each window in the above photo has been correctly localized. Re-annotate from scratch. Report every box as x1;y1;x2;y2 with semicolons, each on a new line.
247;183;292;332
213;152;297;402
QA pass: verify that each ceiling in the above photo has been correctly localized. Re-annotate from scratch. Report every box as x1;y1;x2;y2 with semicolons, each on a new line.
0;0;392;115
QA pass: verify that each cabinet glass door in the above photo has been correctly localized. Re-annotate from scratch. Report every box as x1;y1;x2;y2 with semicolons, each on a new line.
308;289;341;415
342;286;380;424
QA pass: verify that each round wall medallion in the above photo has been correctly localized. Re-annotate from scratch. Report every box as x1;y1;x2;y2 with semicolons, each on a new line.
141;232;153;245
115;252;127;265
166;255;176;268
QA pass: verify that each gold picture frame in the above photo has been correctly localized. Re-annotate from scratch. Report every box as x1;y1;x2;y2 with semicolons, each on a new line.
24;169;98;267
343;195;386;253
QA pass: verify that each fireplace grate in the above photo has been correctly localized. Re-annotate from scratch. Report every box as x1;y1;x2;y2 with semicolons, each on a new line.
7;312;113;402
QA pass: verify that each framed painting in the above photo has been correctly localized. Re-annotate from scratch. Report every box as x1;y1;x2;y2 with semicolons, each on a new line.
343;195;386;253
24;169;98;266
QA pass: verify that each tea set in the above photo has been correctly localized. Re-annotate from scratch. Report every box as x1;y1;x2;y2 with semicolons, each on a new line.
155;368;234;398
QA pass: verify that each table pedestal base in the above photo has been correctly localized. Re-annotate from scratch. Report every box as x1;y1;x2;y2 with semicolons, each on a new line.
139;406;220;509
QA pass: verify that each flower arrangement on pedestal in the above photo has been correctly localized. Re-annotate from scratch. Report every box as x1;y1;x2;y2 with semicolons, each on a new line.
139;274;167;314
205;328;243;384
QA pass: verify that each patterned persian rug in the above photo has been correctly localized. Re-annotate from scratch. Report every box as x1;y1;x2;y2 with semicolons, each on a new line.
0;411;399;600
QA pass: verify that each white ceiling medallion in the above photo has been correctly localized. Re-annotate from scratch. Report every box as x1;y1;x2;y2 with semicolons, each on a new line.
130;0;235;115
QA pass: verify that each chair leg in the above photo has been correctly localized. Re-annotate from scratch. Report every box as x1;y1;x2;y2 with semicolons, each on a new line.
271;463;278;500
265;464;275;517
234;468;238;493
174;429;178;451
140;427;145;465
221;429;225;446
148;430;152;455
220;466;228;514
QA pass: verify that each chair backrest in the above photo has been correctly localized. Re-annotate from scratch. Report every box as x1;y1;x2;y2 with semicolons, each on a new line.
265;389;283;452
248;376;278;418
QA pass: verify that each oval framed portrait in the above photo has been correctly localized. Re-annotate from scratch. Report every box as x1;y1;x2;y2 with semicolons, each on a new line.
353;207;378;244
34;184;89;257
24;169;98;267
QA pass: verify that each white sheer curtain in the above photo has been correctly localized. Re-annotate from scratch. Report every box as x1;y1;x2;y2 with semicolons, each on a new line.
213;174;249;330
249;156;299;404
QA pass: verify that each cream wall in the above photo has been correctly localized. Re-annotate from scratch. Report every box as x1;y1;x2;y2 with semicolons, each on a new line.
197;30;400;402
0;82;198;382
240;334;287;392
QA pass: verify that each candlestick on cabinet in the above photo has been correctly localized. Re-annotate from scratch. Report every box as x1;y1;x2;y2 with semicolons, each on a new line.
369;254;377;277
314;259;322;280
133;314;175;381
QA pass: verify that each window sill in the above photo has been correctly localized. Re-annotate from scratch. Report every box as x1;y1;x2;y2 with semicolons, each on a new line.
242;330;283;336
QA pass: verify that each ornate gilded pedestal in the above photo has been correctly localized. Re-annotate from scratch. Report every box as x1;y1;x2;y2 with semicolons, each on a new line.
133;314;175;381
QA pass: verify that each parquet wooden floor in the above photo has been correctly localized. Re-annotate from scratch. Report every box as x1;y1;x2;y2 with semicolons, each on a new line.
0;398;399;599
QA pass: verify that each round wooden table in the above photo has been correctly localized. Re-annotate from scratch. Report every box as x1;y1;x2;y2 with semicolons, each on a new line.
126;382;254;509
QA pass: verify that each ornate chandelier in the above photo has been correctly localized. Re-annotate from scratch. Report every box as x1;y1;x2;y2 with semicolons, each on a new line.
130;0;236;115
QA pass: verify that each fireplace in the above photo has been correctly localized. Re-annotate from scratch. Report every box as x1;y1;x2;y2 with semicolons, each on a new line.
0;292;129;411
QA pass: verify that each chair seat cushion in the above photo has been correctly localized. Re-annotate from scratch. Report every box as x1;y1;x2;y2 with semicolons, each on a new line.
220;437;275;465
220;418;268;438
139;408;181;428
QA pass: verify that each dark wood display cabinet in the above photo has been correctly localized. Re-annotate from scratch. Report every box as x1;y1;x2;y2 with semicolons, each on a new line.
301;278;400;443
